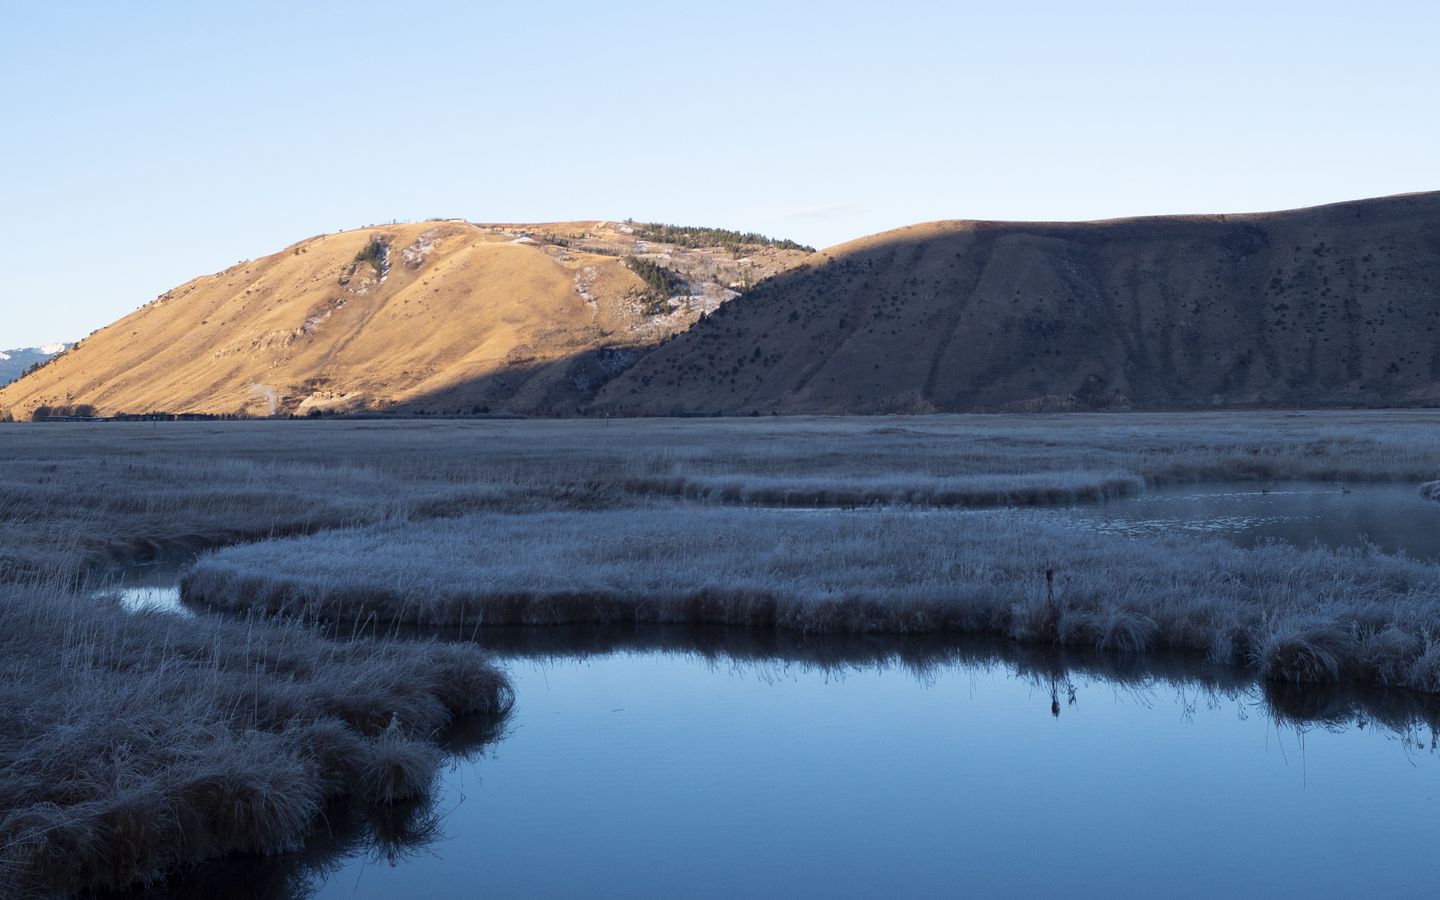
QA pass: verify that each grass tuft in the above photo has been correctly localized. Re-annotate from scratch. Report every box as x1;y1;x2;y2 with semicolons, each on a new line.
356;719;445;806
1253;617;1351;683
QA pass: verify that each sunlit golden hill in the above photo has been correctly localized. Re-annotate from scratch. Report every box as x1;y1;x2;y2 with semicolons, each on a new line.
0;220;812;419
11;194;1440;421
595;193;1440;414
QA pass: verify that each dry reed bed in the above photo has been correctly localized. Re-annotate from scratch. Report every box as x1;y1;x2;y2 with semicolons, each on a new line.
0;582;511;897
185;507;1440;694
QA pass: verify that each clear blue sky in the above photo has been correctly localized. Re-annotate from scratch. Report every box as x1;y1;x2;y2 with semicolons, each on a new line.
2;1;1436;347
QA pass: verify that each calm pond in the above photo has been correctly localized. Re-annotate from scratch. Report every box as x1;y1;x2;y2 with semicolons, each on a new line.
147;632;1438;899
116;482;1440;896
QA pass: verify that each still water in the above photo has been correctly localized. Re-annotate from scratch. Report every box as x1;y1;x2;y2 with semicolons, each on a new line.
123;482;1440;896
294;636;1439;899
1044;481;1440;559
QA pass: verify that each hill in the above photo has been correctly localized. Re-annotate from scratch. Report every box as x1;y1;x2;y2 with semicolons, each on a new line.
0;344;68;389
592;193;1440;414
0;221;812;419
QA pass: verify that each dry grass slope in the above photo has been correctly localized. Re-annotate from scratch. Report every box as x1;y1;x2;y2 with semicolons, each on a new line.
0;220;811;421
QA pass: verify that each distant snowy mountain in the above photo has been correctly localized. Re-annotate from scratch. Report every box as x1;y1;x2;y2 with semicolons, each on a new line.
0;344;70;387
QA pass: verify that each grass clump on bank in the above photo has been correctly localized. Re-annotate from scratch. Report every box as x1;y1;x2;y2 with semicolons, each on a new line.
0;583;511;897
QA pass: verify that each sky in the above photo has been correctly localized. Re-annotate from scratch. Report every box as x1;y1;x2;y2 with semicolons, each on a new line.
2;0;1436;348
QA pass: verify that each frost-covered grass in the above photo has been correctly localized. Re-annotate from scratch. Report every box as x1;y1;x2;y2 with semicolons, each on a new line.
0;451;573;587
6;411;1440;584
622;470;1144;507
186;507;1440;693
0;474;517;896
0;580;511;897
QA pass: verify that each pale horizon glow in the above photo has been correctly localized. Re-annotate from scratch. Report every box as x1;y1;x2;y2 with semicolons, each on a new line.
2;1;1437;347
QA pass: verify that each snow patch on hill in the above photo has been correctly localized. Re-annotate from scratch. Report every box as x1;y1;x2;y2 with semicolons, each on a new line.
0;343;69;387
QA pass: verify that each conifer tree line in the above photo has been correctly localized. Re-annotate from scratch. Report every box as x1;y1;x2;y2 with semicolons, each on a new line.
626;220;815;254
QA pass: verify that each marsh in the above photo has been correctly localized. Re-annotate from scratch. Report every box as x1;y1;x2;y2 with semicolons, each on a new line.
7;411;1440;895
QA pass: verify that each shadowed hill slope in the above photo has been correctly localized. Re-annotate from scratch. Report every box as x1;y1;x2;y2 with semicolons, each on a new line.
0;221;810;419
594;193;1440;414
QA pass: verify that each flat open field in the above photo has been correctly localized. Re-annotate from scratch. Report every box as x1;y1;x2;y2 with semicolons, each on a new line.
7;410;1440;581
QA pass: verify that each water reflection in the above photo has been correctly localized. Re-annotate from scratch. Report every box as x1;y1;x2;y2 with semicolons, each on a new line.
315;629;1440;898
92;563;190;616
456;623;1440;736
107;626;1440;897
